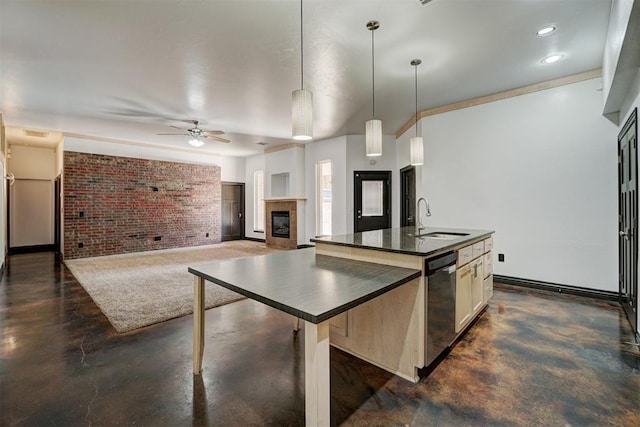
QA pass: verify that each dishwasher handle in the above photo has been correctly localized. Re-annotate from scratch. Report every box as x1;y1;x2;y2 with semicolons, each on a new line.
425;251;457;276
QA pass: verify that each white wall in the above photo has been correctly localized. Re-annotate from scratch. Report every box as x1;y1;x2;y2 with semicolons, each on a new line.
603;0;634;106
63;136;245;182
0;115;6;263
245;153;266;240
264;146;305;198
304;136;348;243
345;134;399;233
8;145;57;247
400;78;618;291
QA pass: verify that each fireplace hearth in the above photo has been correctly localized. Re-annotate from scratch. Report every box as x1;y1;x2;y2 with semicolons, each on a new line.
271;211;290;238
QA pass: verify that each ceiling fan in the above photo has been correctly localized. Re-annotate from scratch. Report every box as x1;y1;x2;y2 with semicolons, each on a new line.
158;120;230;147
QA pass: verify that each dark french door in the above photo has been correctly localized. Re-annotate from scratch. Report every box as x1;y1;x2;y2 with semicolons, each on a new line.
619;108;638;335
400;166;416;227
354;171;391;232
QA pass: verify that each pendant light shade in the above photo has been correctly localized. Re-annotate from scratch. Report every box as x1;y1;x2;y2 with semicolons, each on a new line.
366;119;382;157
292;0;313;140
365;20;382;157
292;88;313;140
410;136;423;166
410;59;424;166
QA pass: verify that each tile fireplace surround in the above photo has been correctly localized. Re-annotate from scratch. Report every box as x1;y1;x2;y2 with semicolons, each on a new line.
265;198;304;249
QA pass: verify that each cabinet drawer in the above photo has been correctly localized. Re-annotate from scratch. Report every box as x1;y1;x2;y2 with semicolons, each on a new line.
472;242;484;259
484;252;493;277
484;237;493;253
457;245;473;267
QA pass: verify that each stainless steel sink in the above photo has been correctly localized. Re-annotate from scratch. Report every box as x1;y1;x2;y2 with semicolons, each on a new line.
411;231;470;240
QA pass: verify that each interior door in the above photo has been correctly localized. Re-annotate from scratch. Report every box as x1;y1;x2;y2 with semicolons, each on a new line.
400;166;416;227
619;108;638;334
222;182;245;241
354;171;391;232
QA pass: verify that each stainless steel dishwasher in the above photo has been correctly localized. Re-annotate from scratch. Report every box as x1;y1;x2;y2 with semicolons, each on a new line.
425;251;457;366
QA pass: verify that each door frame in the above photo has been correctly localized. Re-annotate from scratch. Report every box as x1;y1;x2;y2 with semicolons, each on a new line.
618;107;638;337
54;174;62;256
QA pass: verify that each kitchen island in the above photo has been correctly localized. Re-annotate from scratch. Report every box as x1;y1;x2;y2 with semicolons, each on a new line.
311;226;494;381
189;248;421;427
189;226;493;426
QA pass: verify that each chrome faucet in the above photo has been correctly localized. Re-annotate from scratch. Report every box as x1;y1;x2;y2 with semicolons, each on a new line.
416;197;431;232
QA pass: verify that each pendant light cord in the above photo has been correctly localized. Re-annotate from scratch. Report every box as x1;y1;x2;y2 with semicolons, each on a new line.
371;28;375;118
414;64;418;137
300;0;304;90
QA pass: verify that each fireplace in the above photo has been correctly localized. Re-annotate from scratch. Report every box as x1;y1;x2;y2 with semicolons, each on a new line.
265;198;304;250
271;211;290;238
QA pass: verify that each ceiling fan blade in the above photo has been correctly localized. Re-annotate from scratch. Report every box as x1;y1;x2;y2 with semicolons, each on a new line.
157;133;190;136
169;125;186;130
205;135;231;143
203;130;225;135
182;119;199;126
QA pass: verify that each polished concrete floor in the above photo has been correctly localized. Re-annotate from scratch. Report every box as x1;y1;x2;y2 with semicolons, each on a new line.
1;251;639;426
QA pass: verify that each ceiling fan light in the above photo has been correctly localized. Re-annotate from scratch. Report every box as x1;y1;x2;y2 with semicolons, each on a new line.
189;137;204;147
410;136;424;166
292;88;313;141
365;119;382;157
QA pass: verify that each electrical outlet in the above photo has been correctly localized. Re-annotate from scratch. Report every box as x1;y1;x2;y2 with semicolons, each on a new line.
79;211;84;218
78;242;84;248
154;236;162;241
498;253;505;262
206;232;209;237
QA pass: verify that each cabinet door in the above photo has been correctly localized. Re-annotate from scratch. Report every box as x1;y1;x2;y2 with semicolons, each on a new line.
483;275;494;304
455;265;472;333
471;259;484;314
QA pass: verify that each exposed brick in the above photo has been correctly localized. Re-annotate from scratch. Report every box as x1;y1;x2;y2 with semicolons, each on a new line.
63;152;222;259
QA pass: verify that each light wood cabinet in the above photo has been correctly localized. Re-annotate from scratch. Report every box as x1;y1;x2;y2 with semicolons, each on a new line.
455;264;472;333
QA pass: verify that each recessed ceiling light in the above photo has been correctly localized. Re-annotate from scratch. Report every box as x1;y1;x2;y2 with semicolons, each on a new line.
536;26;556;36
542;54;563;64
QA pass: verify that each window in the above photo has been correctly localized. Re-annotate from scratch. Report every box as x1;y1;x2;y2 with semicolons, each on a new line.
254;170;265;232
316;160;332;236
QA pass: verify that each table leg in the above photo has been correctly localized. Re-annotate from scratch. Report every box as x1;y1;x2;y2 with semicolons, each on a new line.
304;320;330;427
193;276;205;375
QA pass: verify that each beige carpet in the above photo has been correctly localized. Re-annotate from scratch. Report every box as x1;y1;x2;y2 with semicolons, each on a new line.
65;240;280;333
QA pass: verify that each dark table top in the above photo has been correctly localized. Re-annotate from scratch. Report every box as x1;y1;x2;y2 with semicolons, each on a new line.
312;226;494;257
188;248;421;324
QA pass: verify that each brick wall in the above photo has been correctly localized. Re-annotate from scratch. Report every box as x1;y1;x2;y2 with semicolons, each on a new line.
63;152;221;259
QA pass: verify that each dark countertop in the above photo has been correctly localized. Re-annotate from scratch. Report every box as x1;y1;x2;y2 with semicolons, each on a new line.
311;226;494;257
189;248;421;324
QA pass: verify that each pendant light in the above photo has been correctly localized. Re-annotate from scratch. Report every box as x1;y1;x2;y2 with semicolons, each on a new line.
410;59;424;166
365;20;382;157
292;0;312;141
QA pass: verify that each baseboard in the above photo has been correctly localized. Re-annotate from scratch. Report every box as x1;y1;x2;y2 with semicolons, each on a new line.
8;244;56;255
493;275;619;301
243;237;266;243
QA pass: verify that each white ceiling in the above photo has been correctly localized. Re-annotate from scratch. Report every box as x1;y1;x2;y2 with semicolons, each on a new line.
0;0;611;157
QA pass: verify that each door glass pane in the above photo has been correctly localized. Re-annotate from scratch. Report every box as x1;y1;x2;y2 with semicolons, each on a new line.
362;181;383;216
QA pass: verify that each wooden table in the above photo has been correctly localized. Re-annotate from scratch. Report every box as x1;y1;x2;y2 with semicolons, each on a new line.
188;248;421;426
